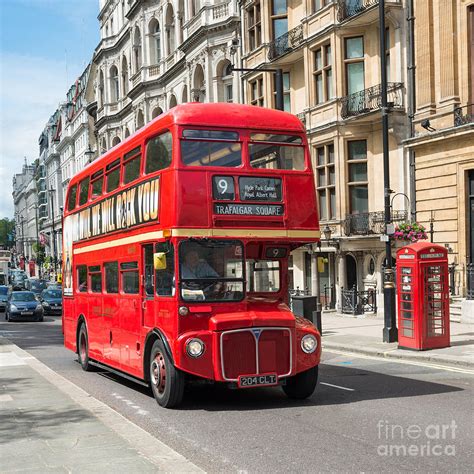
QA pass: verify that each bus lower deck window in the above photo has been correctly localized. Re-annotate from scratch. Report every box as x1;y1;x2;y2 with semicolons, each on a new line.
104;261;119;293
120;262;139;294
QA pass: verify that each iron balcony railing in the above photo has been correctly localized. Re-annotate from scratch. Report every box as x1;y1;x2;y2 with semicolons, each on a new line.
268;24;304;61
336;0;379;22
454;104;474;127
340;82;404;119
343;210;408;236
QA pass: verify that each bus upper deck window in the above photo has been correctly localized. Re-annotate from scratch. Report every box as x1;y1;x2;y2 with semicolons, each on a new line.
123;146;141;184
146;132;172;174
67;184;77;211
78;177;90;206
91;170;104;198
249;133;305;171
181;129;241;167
106;159;120;193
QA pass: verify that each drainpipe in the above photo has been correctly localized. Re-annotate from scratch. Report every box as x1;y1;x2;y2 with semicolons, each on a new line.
407;0;416;220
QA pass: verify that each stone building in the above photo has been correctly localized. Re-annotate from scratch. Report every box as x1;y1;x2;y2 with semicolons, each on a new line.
404;0;474;320
93;0;241;152
240;0;411;315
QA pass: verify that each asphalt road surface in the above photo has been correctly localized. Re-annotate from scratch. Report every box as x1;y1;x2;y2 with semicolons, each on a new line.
1;314;473;472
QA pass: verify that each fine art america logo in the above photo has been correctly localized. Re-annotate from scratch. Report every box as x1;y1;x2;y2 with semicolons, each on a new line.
377;420;456;457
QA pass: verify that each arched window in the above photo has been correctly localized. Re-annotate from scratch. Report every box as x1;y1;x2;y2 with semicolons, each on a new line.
136;109;145;129
217;60;233;103
100;137;107;154
109;65;119;102
191;0;200;16
192;64;205;102
165;5;175;56
112;136;121;147
169;94;177;109
133;27;142;72
148;19;161;64
181;85;188;103
124;127;130;138
151;107;163;119
122;55;129;95
98;70;105;107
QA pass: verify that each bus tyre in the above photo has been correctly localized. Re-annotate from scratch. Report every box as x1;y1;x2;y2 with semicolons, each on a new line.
282;365;319;400
78;324;93;372
150;339;184;408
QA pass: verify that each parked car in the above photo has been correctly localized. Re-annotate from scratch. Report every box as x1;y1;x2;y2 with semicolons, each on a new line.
39;289;62;315
46;283;62;291
5;291;44;322
25;278;49;295
0;285;9;312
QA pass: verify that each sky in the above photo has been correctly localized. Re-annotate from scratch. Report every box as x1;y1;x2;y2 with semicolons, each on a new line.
0;0;100;219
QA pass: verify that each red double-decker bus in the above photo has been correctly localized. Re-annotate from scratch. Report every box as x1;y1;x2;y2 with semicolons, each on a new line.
62;103;321;407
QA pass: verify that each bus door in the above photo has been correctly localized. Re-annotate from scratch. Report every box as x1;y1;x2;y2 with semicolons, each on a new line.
142;244;155;329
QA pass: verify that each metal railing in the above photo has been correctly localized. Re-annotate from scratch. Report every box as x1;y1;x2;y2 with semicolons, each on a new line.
343;210;408;236
336;0;379;22
454;104;474;127
340;82;404;119
341;285;377;315
467;263;474;300
268;25;304;61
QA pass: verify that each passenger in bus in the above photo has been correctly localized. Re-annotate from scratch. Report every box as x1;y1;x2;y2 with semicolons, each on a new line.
181;250;219;279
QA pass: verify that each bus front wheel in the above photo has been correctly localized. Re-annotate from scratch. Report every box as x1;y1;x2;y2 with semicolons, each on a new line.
282;365;319;400
77;323;93;372
150;339;184;408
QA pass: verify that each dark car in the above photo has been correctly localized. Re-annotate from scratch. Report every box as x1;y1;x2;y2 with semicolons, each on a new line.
26;278;49;295
0;285;9;312
39;289;62;315
5;291;44;322
46;283;62;291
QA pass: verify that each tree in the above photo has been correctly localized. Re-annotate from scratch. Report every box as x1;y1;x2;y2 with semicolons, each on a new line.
0;218;15;249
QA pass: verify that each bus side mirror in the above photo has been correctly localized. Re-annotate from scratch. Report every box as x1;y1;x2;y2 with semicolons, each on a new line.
154;253;167;270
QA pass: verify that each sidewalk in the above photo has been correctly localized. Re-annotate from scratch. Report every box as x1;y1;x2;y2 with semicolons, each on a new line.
0;337;203;473
321;311;474;370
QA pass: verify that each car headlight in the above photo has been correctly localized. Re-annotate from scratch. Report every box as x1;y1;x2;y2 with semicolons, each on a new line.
36;304;43;311
186;338;205;358
10;304;18;311
301;334;318;354
43;302;50;307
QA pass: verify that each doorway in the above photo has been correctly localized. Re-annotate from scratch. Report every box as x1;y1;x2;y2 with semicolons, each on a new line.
346;254;357;290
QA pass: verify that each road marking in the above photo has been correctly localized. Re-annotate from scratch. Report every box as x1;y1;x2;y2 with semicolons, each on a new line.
111;392;150;416
320;382;355;391
325;349;474;375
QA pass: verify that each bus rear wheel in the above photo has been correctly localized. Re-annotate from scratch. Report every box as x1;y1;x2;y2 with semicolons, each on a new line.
77;323;93;372
282;365;319;400
150;339;184;408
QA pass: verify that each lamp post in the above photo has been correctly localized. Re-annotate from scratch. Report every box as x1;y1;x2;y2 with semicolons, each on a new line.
49;187;57;278
379;0;397;343
230;66;284;111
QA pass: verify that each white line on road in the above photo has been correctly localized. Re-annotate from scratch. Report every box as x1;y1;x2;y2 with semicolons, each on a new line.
320;382;355;391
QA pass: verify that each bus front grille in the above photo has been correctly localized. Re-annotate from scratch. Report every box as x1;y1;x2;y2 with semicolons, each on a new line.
220;328;292;381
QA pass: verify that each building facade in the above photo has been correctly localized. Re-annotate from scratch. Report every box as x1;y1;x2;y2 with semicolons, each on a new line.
94;0;241;151
404;0;474;320
240;0;410;314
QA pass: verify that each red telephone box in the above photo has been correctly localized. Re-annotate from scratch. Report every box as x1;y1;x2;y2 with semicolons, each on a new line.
396;242;450;350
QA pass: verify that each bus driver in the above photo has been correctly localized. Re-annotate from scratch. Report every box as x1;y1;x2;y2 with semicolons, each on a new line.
181;249;219;279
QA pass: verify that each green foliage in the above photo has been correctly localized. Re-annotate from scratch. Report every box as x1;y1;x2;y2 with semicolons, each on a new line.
0;218;15;248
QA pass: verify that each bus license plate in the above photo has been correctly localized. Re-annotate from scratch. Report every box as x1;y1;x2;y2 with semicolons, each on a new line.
238;374;277;388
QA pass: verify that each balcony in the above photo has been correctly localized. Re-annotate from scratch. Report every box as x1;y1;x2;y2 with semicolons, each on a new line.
343;210;408;236
268;25;304;61
336;0;379;22
340;82;403;119
454;104;474;127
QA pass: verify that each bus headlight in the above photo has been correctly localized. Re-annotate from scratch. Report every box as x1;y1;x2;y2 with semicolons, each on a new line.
301;334;317;354
186;338;205;358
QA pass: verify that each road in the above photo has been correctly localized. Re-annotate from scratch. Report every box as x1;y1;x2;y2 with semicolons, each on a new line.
1;314;473;472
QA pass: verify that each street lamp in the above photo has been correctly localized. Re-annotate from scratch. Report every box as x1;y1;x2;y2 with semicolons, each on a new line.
379;0;397;342
48;187;57;278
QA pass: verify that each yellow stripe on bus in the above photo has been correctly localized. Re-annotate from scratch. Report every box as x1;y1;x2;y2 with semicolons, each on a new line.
73;228;320;254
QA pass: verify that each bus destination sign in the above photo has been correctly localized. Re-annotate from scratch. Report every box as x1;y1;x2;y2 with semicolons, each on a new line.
214;203;284;216
239;177;282;201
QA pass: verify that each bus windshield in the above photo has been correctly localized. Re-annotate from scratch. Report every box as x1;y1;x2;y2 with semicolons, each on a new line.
179;240;244;302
